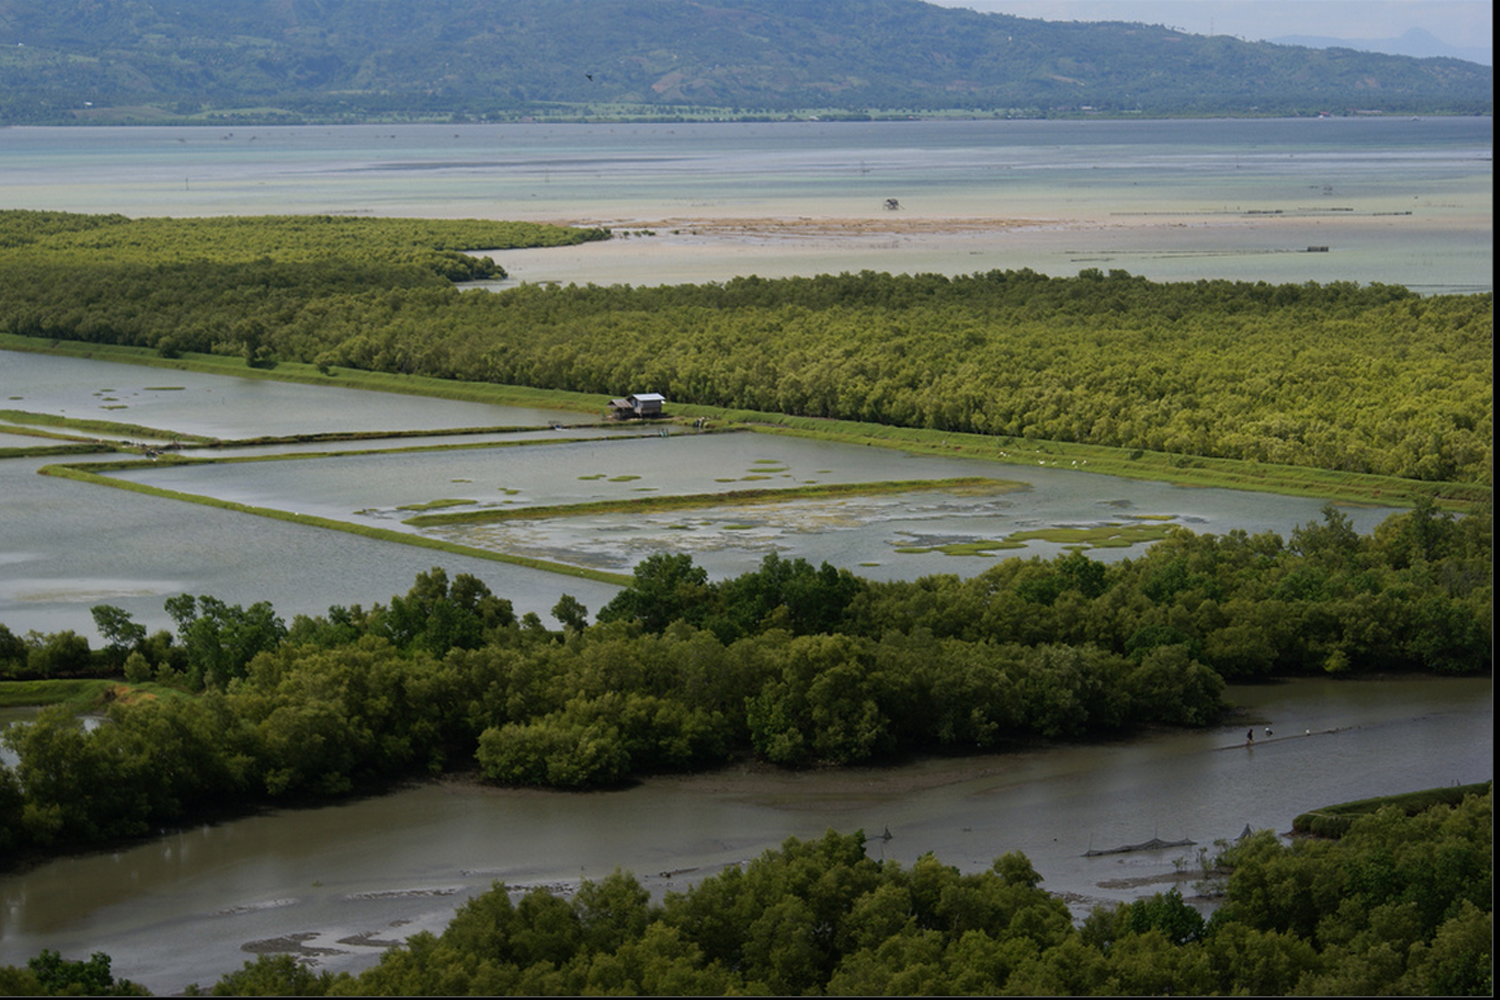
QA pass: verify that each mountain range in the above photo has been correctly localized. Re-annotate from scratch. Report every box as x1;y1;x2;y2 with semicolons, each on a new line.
1270;27;1491;66
0;0;1490;125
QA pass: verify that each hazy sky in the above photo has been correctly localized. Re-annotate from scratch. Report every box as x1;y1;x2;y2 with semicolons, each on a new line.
928;1;1492;50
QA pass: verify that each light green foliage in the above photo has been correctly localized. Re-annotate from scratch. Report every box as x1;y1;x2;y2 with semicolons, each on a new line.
1;225;1488;485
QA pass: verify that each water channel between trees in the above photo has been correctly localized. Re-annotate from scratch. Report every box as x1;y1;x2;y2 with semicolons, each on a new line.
0;677;1489;995
0;350;1492;994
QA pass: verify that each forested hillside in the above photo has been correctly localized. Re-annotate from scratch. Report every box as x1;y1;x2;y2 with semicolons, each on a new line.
0;212;1490;487
0;0;1490;124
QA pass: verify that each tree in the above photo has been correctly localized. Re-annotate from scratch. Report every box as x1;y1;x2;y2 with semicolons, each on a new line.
166;595;287;689
90;605;146;665
27;950;147;996
551;594;589;633
208;953;338;996
597;554;711;633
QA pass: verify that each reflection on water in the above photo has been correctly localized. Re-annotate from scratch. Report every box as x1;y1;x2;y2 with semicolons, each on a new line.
1;350;1406;640
0;677;1488;995
106;429;1402;583
0;118;1491;292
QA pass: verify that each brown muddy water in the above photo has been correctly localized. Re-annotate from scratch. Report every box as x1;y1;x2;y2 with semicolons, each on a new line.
0;676;1489;995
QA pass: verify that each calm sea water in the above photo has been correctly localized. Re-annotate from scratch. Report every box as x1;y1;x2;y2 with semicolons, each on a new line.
0;119;1490;992
0;117;1491;291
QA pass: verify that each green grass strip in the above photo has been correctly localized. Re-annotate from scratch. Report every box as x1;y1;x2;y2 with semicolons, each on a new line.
38;461;633;587
404;476;1026;527
0;679;197;710
0;442;115;459
1292;781;1492;838
5;333;1485;509
63;430;662;474
0;679;117;709
0;408;217;444
729;415;1488;511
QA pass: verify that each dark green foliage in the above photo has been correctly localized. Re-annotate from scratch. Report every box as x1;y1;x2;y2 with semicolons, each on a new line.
24;950;147;996
5;231;1487;484
1293;781;1492;838
596;553;712;633
186;794;1485;994
18;630;93;679
0;501;1488;853
1121;887;1207;945
90;605;147;665
373;567;515;657
164;595;288;690
208;953;338;996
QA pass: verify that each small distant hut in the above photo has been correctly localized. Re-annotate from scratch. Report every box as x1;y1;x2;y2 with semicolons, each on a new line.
608;392;667;419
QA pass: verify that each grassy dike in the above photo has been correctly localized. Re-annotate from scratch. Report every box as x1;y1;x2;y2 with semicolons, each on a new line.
404;476;1024;527
1293;781;1493;838
38;460;635;587
4;333;1487;510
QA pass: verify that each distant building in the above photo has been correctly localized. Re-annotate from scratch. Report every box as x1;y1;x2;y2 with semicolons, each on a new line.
608;392;667;419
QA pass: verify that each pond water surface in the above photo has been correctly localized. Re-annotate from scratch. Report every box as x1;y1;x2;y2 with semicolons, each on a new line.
4;351;1401;638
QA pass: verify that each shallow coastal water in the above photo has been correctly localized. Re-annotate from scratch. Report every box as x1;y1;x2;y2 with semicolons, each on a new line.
0;118;1490;992
1;117;1490;292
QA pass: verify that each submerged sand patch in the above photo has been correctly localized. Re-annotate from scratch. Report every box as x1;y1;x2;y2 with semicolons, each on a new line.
581;215;1048;240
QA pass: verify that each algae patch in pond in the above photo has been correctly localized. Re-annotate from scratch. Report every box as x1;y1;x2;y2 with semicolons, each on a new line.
397;498;480;512
897;518;1178;556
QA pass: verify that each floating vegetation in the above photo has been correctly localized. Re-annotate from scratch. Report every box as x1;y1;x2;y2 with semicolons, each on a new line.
405;476;1024;527
1008;521;1178;548
451;478;472;483
578;474;605;480
895;539;1026;556
143;386;186;391
609;474;641;482
1130;513;1176;521
897;518;1178;555
499;487;521;495
396;498;479;512
723;523;755;531
740;475;772;481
